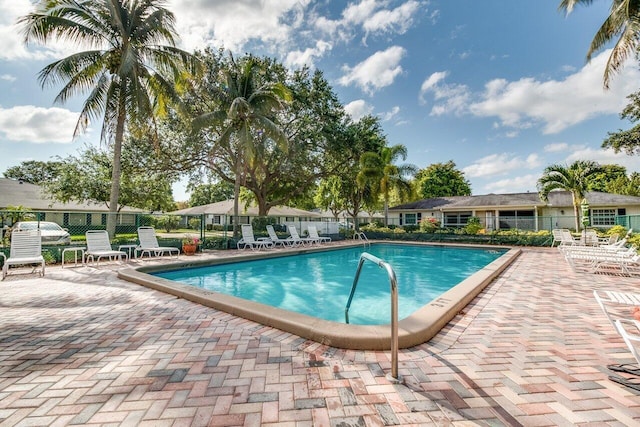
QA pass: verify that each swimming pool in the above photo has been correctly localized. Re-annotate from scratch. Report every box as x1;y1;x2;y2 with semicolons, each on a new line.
119;242;521;350
152;244;505;325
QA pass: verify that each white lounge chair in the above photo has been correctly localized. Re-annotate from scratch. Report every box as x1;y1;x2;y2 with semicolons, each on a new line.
135;226;180;259
266;225;292;247
551;229;566;247
287;225;317;246
85;230;128;265
237;224;274;250
609;319;640;391
308;225;331;243
563;245;639;274
593;290;640;329
2;230;45;280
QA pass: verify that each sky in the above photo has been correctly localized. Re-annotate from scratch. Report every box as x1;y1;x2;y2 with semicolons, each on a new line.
2;0;640;202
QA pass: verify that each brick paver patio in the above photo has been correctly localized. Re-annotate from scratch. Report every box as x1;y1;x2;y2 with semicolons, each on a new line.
1;246;639;426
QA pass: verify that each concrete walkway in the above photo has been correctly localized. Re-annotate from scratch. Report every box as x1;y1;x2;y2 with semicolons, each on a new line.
0;246;639;426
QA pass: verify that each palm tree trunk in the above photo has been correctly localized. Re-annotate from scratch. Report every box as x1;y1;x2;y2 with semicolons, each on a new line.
573;203;580;232
107;105;126;238
384;200;389;226
233;156;241;239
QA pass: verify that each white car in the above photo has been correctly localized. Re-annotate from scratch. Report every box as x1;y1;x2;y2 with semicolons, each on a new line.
13;221;71;245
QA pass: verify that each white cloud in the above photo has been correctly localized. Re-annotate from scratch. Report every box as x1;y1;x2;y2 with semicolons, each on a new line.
544;142;570;152
564;147;640;172
284;40;332;69
481;174;539;194
0;106;79;143
419;71;470;115
314;1;422;46
170;0;307;52
339;46;406;95
0;74;16;82
463;152;542;178
0;0;43;60
361;1;421;37
344;99;373;121
381;106;400;121
421;50;640;134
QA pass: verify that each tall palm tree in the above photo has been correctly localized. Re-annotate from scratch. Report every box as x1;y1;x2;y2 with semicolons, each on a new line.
357;144;417;225
559;0;640;88
537;160;601;231
19;0;196;237
194;55;290;237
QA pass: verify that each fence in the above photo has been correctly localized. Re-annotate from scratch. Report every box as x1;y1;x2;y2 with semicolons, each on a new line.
1;209;638;265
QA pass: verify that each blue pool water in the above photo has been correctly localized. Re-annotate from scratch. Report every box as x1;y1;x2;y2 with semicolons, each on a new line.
153;244;506;325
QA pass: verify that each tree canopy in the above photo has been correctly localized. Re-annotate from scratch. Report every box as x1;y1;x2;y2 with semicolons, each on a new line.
414;161;472;198
537;160;601;231
19;0;196;235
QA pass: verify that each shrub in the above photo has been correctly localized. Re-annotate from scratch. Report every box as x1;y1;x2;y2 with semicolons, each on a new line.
188;218;201;230
464;217;482;235
403;224;419;233
607;225;628;238
155;215;180;232
419;217;441;232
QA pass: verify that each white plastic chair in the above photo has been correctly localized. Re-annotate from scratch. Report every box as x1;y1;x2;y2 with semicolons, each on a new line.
237;225;274;250
266;225;292;247
85;230;128;265
135;226;180;259
2;230;45;280
308;225;331;243
287;225;316;246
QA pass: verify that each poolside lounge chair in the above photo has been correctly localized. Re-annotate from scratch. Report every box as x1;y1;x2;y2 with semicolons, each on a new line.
308;225;331;243
287;225;317;246
593;290;640;329
2;230;45;280
608;319;640;391
85;230;128;265
266;225;292;247
563;245;639;274
135;226;180;259
237;224;274;250
551;229;566;247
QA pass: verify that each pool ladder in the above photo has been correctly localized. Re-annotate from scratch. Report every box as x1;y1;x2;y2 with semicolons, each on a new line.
345;252;400;382
353;231;370;247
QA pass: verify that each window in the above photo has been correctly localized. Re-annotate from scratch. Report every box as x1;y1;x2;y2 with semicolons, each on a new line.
444;212;472;227
591;209;616;226
404;213;417;225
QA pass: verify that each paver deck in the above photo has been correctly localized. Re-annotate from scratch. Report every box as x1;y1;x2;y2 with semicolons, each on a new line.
1;245;639;426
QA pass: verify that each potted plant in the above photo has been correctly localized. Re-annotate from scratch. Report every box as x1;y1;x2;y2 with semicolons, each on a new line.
182;235;199;255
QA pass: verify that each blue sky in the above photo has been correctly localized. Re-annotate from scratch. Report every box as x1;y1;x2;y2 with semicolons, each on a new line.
1;0;640;202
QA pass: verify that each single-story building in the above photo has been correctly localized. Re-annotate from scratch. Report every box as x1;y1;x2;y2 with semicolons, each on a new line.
169;199;338;234
0;177;143;229
389;191;640;231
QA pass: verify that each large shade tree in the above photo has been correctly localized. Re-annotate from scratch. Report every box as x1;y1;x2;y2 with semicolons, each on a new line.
559;0;640;88
193;54;290;237
537;160;601;231
19;0;195;237
414;161;472;198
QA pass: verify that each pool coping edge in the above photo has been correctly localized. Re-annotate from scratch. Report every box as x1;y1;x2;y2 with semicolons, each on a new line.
118;242;521;350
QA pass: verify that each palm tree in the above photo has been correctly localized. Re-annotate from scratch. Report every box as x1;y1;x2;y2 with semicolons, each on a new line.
537;160;601;231
19;0;196;237
357;145;417;225
559;0;640;88
194;55;290;238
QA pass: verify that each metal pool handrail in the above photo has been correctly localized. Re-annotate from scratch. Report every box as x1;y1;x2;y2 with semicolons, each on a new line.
345;252;400;382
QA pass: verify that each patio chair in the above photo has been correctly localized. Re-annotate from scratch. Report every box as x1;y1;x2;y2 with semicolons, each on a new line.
551;229;565;247
135;226;180;259
308;225;331;243
287;225;317;246
608;319;640;391
266;225;293;247
85;230;128;265
593;290;640;329
237;224;274;250
2;230;45;280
